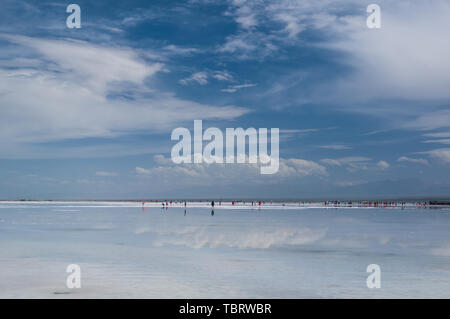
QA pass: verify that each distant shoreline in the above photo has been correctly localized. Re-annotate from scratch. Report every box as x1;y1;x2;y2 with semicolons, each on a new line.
1;198;449;205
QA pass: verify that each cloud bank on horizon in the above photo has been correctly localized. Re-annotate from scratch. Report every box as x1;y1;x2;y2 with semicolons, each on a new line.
0;0;449;199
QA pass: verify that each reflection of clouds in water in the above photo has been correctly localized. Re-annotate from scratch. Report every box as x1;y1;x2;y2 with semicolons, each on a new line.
92;224;115;230
3;201;450;298
134;227;151;234
321;234;390;249
322;238;367;249
134;225;396;250
431;244;450;257
134;226;199;235
143;226;327;249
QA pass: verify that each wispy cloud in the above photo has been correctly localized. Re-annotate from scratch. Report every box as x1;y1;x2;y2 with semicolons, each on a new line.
163;45;201;55
0;34;249;157
423;139;450;145
321;157;371;167
320;157;389;172
221;0;450;132
212;70;234;81
423;132;450;138
280;129;320;134
135;155;327;182
95;171;118;177
376;160;390;170
423;149;450;163
319;144;351;150
221;83;256;93
179;71;208;85
335;180;367;187
397;157;429;165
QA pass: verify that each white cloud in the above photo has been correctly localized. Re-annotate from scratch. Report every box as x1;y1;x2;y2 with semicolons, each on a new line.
319;144;351;150
250;0;450;101
423;139;450;145
321;157;389;172
180;70;234;86
221;83;256;93
423;132;450;138
376;160;390;170
235;14;258;29
336;180;367;187
136;167;152;175
223;0;450;130
273;12;304;38
135;155;327;182
162;45;200;55
212;70;233;81
217;32;276;60
221;0;343;58
278;158;327;177
0;34;162;93
424;149;450;163
307;1;450;133
179;72;208;85
219;34;257;53
231;2;259;29
0;35;249;157
153;154;172;165
405;110;450;131
321;157;371;167
397;157;429;165
95;171;118;177
332;1;450;102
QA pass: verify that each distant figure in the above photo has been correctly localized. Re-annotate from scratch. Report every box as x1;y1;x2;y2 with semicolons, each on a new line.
211;200;215;208
184;201;187;207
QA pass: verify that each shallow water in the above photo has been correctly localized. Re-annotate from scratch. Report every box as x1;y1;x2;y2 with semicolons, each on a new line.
0;202;449;298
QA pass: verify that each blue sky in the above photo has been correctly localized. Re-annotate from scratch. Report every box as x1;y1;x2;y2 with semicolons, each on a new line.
0;0;450;199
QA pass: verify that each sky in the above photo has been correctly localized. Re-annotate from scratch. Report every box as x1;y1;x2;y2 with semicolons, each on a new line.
0;0;450;200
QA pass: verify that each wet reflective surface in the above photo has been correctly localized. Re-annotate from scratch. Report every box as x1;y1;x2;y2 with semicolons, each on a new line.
1;202;449;298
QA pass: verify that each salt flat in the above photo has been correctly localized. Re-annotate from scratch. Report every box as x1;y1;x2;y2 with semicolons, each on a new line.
0;201;449;298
